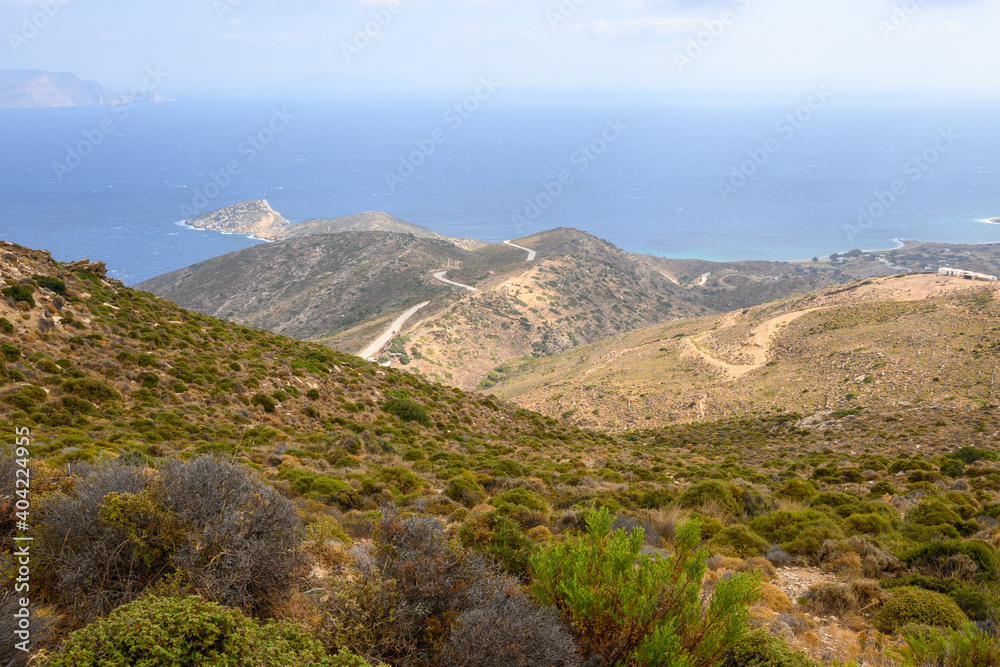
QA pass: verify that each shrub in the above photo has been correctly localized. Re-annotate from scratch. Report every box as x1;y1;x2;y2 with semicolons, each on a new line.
439;591;582;667
444;474;486;508
893;625;1000;666
251;393;276;413
158;456;303;617
0;317;13;334
843;512;893;536
61;377;120;404
382;397;430;426
531;508;760;666
749;510;844;561
905;539;1000;583
679;479;740;516
322;508;569;666
2;285;34;307
776;478;817;503
458;511;535;577
868;480;898;497
36;457;302;622
33;274;68;296
872;587;969;634
705;525;769;558
886;575;1000;624
45;595;336;667
727;628;820;667
0;343;21;362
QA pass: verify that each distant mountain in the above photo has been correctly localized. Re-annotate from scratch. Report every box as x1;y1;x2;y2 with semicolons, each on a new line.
0;69;169;109
183;200;487;249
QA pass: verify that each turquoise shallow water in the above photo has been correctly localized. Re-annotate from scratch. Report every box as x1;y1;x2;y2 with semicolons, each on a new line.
2;94;998;284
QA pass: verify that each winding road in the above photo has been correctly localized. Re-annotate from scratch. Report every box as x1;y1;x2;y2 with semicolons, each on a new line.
358;301;430;360
683;307;829;380
504;240;537;262
433;271;478;291
360;240;536;362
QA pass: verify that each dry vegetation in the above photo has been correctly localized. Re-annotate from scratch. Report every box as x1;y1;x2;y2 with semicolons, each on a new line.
2;239;999;666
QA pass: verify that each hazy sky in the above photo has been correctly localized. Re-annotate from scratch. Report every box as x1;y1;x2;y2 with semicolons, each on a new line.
2;0;998;98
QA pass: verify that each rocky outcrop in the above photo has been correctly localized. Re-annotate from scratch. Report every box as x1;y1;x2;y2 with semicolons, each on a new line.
185;200;291;239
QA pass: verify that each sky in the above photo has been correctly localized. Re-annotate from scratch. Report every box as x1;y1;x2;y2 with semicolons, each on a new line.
1;0;999;99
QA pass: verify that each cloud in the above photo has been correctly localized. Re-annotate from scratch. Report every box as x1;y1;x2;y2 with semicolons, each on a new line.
567;16;701;41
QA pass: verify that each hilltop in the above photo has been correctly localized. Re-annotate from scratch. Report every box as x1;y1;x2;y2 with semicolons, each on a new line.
0;69;169;109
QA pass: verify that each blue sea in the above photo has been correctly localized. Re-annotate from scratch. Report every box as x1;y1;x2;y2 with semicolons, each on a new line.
2;91;999;285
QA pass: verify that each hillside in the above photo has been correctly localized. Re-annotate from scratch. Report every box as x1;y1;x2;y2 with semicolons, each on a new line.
135;232;478;340
142;227;700;389
489;272;1000;430
390;227;698;388
0;69;169;109
4;238;1000;666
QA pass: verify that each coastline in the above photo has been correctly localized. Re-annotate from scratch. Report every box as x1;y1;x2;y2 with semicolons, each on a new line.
173;216;1000;265
176;219;274;243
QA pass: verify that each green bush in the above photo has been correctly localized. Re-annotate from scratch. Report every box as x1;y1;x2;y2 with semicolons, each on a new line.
458;511;535;577
0;317;13;334
727;628;820;667
749;510;843;560
868;481;898;497
1;285;34;307
904;539;1000;582
776;478;818;503
45;595;337;667
893;625;1000;667
531;508;759;666
0;344;21;362
444;474;486;508
34;274;68;296
678;479;740;516
251;393;276;413
705;525;769;558
381;397;430;426
886;575;1000;623
872;587;969;634
842;513;893;536
62;377;121;404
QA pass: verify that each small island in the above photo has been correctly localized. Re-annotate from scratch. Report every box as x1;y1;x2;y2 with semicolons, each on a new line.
0;69;170;109
184;200;291;239
990;218;1000;224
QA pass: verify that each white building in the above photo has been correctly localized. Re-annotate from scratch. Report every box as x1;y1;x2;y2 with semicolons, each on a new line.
938;267;998;281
